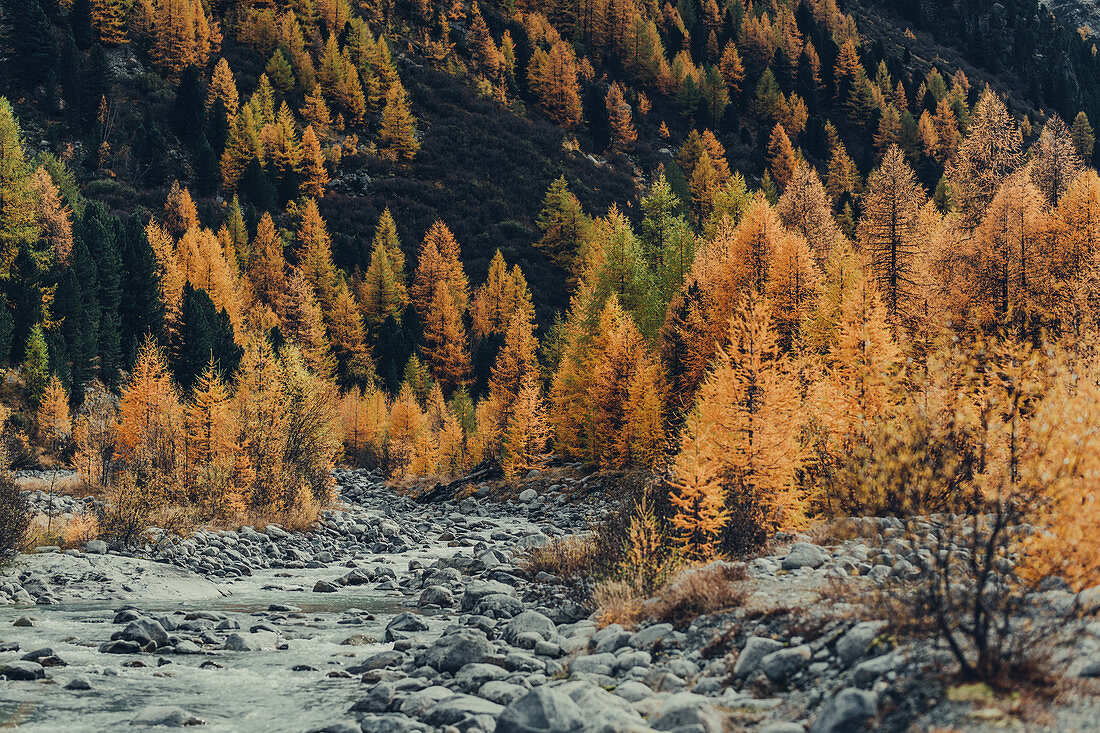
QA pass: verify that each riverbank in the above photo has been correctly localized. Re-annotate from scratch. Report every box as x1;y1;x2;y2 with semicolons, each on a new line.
1;469;1099;732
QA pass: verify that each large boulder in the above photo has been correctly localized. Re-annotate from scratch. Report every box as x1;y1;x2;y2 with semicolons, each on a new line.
495;686;587;733
416;629;491;673
385;612;429;641
418;586;454;608
782;542;829;570
835;622;883;668
422;694;503;727
504;611;556;645
810;688;876;733
0;661;44;680
760;645;811;683
129;705;204;727
116;618;170;649
461;579;516;612
648;692;727;733
733;636;784;677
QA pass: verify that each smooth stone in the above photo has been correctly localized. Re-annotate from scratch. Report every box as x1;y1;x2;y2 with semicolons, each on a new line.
782;542;829;570
613;679;653;703
421;694;503;727
835;622;883;668
64;676;92;690
648;692;727;732
495;686;586;733
734;636;784;677
84;539;108;554
416;629;491;673
0;661;44;680
504;611;556;645
760;645;811;683
810;688;877;733
129;705;204;727
417;585;454;608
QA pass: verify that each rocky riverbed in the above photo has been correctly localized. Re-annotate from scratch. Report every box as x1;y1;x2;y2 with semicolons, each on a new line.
1;469;1100;732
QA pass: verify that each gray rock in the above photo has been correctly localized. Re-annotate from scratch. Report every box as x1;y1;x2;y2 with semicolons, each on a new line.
569;652;615;676
0;661;44;680
761;645;811;683
478;680;527;706
461;579;516;612
417;585;454;608
810;688;876;733
454;662;508;692
495;686;586;733
733;636;784;677
518;488;539;504
99;640;142;654
64;676;92;690
129;705;204;727
416;629;491;673
612;680;652;702
397;686;452;718
422;694;503;726
852;653;899;687
118;618;170;649
504;611;556;645
358;713;429;733
385;612;429;641
351;682;396;713
350;650;407;673
559;680;647;730
224;631;277;651
475;593;525;618
648;692;727;732
835;622;883;668
628;623;674;650
313;580;339;593
782;542;829;570
84;539;108;554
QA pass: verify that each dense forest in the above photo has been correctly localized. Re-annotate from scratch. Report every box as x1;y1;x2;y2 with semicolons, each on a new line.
2;0;1100;641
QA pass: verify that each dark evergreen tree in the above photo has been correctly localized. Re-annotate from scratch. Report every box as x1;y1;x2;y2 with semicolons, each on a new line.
133;104;169;186
119;214;163;368
2;0;57;95
173;66;207;143
372;311;418;393
64;241;100;388
70;0;93;50
171;285;241;390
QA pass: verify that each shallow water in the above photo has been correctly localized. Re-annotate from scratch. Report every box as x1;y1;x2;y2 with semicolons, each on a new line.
0;566;444;732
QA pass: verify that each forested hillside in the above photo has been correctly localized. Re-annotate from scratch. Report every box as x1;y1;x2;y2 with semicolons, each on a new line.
5;2;1100;726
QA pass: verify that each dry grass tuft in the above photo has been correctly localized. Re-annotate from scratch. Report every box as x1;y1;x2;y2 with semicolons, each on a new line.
62;512;100;548
593;580;645;628
523;535;599;580
646;561;749;627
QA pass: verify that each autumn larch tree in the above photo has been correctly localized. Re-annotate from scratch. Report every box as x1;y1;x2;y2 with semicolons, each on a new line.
36;374;71;453
777;161;845;265
684;295;808;550
1029;115;1082;207
767;124;798;191
947;88;1023;229
420;281;471;393
528;40;583;128
857;145;927;328
606;82;637;149
668;411;728;560
117;338;183;481
379;82;419;161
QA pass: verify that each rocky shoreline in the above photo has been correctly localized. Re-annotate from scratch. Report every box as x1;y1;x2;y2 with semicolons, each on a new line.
1;470;1099;732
